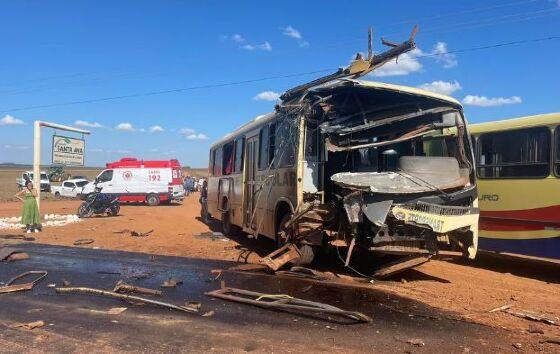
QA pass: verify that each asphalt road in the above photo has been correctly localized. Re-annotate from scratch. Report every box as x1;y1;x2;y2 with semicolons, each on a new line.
0;244;514;353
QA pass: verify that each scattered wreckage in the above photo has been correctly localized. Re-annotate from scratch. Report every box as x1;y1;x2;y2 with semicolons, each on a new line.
205;26;479;275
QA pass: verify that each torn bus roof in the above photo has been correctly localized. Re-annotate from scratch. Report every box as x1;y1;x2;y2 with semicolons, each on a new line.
317;79;462;107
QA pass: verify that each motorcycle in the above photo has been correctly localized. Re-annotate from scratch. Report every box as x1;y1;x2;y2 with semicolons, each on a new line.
78;186;120;218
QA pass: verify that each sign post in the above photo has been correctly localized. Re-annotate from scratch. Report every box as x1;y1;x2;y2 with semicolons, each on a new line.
33;121;91;211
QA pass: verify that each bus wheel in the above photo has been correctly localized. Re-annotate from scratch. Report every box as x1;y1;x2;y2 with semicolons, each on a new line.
146;194;160;206
276;214;315;266
221;210;240;237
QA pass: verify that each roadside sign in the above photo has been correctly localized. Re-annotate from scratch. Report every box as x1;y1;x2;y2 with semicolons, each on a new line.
52;135;85;166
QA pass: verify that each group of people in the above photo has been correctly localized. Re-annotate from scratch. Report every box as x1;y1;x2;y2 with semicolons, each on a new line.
183;175;205;196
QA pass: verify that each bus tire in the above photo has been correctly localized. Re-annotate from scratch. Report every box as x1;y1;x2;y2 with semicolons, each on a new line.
276;214;315;266
221;210;240;237
146;194;160;206
296;244;316;266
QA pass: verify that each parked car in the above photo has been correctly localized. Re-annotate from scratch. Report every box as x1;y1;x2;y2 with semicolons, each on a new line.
16;171;51;192
51;178;90;198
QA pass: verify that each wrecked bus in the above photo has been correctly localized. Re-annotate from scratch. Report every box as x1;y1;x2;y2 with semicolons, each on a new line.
205;28;479;270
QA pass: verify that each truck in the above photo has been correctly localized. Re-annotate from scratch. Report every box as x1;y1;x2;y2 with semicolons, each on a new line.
16;171;51;192
51;178;90;198
81;158;186;205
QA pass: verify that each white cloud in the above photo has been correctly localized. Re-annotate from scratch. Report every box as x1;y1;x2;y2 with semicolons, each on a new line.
89;148;104;152
431;42;457;69
258;41;272;51
418;80;462;96
283;26;302;39
115;122;135;131
241;44;255;51
179;127;195;135
149;125;164;133
0;115;24;126
282;26;309;48
253;91;280;101
74;120;103;128
371;41;457;77
186;133;209;140
150;148;159;152
3;144;29;150
231;34;245;43
462;95;522;107
179;127;208;140
372;49;423;77
117;149;132;154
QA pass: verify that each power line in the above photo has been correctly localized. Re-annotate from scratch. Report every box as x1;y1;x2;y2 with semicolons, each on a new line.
1;35;559;114
1;4;556;98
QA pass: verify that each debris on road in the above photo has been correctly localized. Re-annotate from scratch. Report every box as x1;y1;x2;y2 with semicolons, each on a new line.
89;307;128;315
205;284;371;323
73;239;94;246
161;278;183;288
228;263;269;272
55;286;199;314
260;243;301;271
114;229;153;237
5;252;30;262
505;309;559;326
541;337;560;345
276;266;334;281
12;320;45;330
113;280;162;296
185;301;202;311
193;231;229;241
488;304;513;313
0;246;29;262
202;310;215;317
131;229;153;237
406;338;425;347
0;271;47;294
373;255;432;279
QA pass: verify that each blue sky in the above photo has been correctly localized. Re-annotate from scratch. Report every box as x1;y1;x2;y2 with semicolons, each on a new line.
0;0;559;167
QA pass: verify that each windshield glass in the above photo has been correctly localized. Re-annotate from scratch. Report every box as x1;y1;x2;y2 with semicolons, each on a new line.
76;181;89;187
25;173;49;180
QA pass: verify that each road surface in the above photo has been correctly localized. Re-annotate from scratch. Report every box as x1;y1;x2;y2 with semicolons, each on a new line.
0;243;515;353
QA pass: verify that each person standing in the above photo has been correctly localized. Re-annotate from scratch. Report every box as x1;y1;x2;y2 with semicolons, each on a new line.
15;180;41;233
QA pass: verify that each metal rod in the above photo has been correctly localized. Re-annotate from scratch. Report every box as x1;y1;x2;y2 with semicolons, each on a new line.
55;286;198;313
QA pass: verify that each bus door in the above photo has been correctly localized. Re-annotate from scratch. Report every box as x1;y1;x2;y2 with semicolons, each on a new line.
244;135;259;229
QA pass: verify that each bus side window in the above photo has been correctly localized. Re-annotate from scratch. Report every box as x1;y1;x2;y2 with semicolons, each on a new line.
477;127;550;178
213;147;223;177
276;117;297;167
234;137;244;173
258;125;269;170
269;122;276;166
555;127;560;177
222;142;234;175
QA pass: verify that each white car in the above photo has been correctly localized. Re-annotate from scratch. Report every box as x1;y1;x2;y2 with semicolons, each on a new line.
17;171;51;192
51;179;90;198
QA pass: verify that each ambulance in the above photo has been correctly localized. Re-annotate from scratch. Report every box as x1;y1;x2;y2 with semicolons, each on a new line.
81;158;185;205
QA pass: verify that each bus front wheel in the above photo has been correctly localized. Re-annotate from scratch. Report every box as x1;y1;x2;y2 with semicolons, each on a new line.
276;214;315;266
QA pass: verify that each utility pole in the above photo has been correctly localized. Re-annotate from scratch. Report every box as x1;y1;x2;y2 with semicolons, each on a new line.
33;121;90;211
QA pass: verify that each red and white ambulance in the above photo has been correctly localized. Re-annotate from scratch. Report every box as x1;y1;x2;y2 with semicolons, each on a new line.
82;158;185;205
